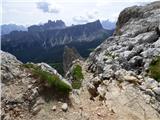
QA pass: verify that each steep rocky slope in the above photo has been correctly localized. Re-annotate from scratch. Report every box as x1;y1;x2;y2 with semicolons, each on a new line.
86;1;160;119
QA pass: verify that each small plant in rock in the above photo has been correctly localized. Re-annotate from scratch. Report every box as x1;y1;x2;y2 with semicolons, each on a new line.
148;56;160;82
71;65;84;89
23;63;72;93
105;51;116;59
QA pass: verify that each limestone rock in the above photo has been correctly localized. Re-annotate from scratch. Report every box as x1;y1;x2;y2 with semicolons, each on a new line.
97;85;106;98
87;83;98;97
153;87;160;95
61;103;68;112
37;62;72;88
51;105;57;111
87;2;160;119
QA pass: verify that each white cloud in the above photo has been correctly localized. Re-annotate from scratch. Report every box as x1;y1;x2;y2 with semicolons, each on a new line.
2;0;157;25
86;11;99;19
72;16;89;23
36;1;60;13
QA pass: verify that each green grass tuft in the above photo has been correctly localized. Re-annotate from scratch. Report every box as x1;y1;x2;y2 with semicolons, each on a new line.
71;65;84;89
149;56;160;82
23;63;72;93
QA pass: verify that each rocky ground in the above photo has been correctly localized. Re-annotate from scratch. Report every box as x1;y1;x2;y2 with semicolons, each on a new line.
1;1;160;120
1;52;116;120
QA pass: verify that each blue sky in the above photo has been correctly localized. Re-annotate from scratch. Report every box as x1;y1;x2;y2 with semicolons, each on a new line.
1;0;156;26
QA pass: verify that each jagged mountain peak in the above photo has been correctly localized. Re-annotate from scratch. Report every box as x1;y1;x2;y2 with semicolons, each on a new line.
28;20;66;32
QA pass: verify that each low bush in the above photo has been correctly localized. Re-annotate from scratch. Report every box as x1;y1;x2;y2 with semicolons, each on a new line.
23;63;72;92
149;56;160;82
71;65;84;89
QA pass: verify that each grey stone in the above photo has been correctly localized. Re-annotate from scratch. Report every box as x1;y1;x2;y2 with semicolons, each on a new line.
129;56;143;68
92;76;101;85
87;83;98;97
145;89;155;96
32;106;41;115
153;38;160;48
61;103;68;112
144;78;158;89
102;69;114;79
153;87;160;95
51;105;56;111
97;85;106;98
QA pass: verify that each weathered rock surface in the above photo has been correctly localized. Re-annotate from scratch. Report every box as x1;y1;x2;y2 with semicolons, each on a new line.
61;103;68;112
87;1;160;119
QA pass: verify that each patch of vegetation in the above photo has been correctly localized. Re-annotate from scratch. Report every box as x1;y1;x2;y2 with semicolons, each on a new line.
71;65;84;89
23;63;72;93
149;56;160;82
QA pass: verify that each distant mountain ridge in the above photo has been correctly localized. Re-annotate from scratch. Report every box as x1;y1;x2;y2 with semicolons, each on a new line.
28;20;66;32
0;24;27;35
101;20;116;30
2;20;113;63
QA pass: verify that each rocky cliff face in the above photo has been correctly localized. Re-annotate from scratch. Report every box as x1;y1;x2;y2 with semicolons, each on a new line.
63;46;82;73
86;1;160;119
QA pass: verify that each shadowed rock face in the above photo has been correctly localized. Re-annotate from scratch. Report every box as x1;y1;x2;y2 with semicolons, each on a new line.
87;1;160;119
63;46;82;73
